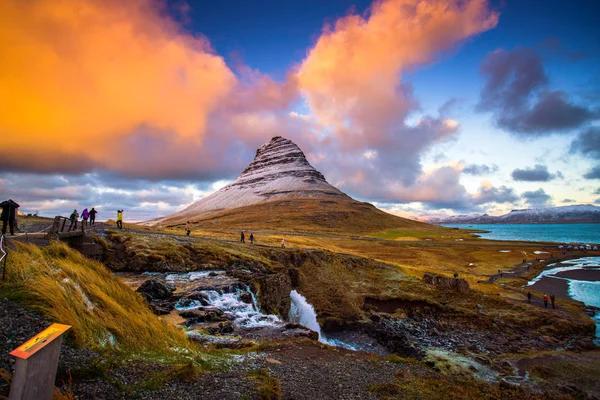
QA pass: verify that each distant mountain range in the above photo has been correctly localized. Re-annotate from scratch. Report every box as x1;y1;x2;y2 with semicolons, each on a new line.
426;205;600;224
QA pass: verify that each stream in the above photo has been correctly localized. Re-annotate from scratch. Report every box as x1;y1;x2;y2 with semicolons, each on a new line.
117;271;385;353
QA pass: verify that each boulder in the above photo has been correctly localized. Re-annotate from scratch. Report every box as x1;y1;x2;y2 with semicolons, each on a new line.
253;273;291;319
136;279;175;300
149;300;173;315
422;273;470;293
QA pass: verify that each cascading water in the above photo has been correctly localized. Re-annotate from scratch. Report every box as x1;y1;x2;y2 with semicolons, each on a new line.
289;289;358;350
289;289;325;340
175;285;281;328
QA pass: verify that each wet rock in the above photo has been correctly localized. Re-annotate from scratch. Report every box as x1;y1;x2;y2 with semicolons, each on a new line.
219;321;234;334
240;293;253;304
422;273;470;293
183;309;228;325
573;338;597;351
185;292;210;305
497;336;508;345
149;300;173;315
253;273;291;319
136;279;175;300
288;268;300;288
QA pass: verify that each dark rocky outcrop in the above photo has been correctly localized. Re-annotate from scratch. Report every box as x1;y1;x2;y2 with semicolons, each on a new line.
136;279;175;300
422;273;470;293
253;273;292;319
136;279;176;315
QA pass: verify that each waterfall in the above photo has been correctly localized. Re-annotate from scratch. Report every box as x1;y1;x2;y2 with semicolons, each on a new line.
289;289;325;340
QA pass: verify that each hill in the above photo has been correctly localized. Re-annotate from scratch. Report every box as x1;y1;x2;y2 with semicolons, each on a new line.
428;205;600;225
148;136;434;234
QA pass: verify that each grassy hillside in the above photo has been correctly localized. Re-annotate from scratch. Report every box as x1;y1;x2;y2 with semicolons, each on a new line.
0;242;193;355
158;198;438;234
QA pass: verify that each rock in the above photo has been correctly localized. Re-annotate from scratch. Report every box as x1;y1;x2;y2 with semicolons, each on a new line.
288;268;300;288
497;336;508;345
136;279;175;300
395;370;415;380
422;273;470;293
240;293;253;304
149;300;172;315
573;338;596;351
183;309;227;325
253;273;291;319
266;358;282;365
185;292;210;305
219;321;234;334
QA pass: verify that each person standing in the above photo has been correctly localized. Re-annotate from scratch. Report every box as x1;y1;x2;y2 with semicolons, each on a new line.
0;199;20;236
116;210;123;229
81;208;89;226
550;294;556;309
240;231;245;243
69;209;79;231
249;233;254;244
543;294;549;308
89;207;97;225
527;292;532;304
185;221;191;236
281;238;285;248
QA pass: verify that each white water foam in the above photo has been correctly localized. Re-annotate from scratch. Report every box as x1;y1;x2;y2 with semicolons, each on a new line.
175;286;281;328
289;290;358;350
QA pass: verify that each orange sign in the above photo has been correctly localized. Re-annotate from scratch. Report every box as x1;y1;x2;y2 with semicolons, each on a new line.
10;324;71;360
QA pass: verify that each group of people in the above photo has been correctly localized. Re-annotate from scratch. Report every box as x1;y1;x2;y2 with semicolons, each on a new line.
240;231;255;244
527;291;556;309
68;207;99;230
239;231;285;248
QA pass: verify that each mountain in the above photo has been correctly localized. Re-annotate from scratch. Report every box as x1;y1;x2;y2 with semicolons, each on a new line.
148;136;431;233
427;205;600;224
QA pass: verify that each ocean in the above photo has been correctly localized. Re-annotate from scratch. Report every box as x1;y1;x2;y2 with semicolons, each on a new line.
441;223;600;244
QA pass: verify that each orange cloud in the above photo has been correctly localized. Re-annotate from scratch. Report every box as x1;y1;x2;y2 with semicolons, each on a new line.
0;0;235;165
297;0;498;148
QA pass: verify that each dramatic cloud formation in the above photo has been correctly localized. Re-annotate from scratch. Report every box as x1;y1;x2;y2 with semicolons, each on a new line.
0;0;517;218
511;164;559;182
0;0;238;175
477;48;597;135
297;0;498;190
522;188;552;207
463;164;498;175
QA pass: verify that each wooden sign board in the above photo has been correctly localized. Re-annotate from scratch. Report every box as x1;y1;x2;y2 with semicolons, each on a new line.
9;323;71;400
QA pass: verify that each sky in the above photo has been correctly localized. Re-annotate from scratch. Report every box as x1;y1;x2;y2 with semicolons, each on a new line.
1;0;599;221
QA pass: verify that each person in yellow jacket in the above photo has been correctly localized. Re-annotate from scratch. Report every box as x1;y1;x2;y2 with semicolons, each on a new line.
116;210;123;229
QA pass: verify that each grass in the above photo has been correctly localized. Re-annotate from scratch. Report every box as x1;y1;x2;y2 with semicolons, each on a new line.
247;368;282;400
0;241;194;355
369;377;545;400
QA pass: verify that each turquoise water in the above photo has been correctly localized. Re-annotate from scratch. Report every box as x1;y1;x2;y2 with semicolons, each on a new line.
441;223;600;244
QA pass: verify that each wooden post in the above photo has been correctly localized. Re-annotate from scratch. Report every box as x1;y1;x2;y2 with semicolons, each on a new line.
60;219;66;233
9;324;71;400
1;235;6;281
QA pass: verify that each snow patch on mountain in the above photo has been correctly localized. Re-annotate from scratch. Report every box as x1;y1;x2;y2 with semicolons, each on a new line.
147;136;348;225
427;205;600;224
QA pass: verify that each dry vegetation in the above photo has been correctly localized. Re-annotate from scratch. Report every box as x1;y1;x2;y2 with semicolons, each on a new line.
0;241;194;356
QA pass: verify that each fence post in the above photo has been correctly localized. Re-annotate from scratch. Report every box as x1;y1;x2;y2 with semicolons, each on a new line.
9;324;71;400
1;235;6;281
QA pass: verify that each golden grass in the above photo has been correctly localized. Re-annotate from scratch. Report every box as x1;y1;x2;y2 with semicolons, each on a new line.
0;242;193;355
247;368;282;400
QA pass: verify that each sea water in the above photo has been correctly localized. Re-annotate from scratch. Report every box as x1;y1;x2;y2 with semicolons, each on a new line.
441;223;600;244
528;257;600;345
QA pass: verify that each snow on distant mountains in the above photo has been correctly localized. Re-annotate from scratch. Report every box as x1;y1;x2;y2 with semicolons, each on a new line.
427;205;600;224
149;136;349;225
